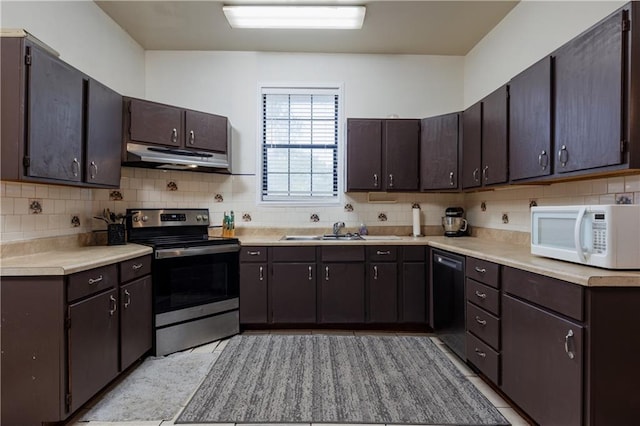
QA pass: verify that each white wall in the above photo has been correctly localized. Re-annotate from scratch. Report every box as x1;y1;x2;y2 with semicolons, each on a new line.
464;0;625;107
0;0;145;96
145;51;464;174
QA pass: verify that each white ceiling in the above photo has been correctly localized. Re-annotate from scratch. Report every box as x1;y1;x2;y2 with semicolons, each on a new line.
95;0;518;55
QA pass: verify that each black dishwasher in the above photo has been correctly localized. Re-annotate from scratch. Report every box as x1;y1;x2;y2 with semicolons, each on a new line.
431;249;466;359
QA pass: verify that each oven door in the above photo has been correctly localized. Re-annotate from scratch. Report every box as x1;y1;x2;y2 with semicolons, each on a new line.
153;244;240;314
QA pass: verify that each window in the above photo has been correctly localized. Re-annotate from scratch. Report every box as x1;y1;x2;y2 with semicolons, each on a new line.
260;86;341;203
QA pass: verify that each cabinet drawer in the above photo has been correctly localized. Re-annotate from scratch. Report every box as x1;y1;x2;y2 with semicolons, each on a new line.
120;255;151;283
465;257;500;288
466;302;500;350
272;246;316;262
321;246;365;262
503;266;583;321
403;246;425;262
367;246;398;261
239;246;267;262
466;332;500;385
466;278;500;316
68;264;117;302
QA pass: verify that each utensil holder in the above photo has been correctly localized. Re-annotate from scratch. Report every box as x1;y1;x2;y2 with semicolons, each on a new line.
107;224;126;246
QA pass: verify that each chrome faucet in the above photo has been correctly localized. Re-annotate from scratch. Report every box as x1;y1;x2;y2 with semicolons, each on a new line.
332;221;346;235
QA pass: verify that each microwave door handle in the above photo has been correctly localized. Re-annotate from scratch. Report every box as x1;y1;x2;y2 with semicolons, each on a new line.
574;207;587;263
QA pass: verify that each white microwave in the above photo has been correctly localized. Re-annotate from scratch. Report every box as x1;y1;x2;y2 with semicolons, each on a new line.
531;205;640;269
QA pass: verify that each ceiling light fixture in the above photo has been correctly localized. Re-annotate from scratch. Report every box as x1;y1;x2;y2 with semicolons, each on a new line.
222;5;366;30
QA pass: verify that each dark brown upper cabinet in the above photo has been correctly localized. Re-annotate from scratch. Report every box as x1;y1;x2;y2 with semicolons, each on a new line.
346;118;420;191
0;36;122;188
124;97;229;154
554;9;626;174
462;86;508;189
420;112;460;191
509;56;553;182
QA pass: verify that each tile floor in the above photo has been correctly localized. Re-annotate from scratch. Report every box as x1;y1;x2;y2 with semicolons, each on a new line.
69;331;531;426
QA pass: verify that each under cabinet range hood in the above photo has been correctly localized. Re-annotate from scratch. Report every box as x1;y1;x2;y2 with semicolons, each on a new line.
124;143;231;173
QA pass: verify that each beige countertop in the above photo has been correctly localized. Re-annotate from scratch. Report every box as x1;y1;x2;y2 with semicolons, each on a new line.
239;234;640;287
0;244;152;277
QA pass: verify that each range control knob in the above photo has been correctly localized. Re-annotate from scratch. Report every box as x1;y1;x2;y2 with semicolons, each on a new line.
133;216;140;222
141;215;149;222
196;215;203;221
202;215;209;222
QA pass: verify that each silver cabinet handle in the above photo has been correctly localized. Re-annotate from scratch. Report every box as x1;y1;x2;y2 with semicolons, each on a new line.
538;150;548;170
475;316;487;326
88;275;103;285
189;130;195;145
472;168;480;182
89;161;98;179
248;250;261;256
558;145;568;167
124;289;131;309
376;250;391;256
325;266;330;281
109;295;117;316
259;266;264;281
308;265;313;281
388;174;394;188
132;263;143;271
475;290;487;299
373;265;378;280
373;173;379;188
565;329;575;359
449;171;455;186
171;128;178;143
482;166;489;182
71;158;80;177
474;348;486;358
474;267;486;273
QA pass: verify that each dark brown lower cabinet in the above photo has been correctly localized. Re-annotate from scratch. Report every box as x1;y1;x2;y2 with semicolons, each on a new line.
320;262;365;323
120;276;152;371
271;263;316;323
401;262;427;323
368;262;397;323
502;293;584;425
239;262;268;324
68;289;120;413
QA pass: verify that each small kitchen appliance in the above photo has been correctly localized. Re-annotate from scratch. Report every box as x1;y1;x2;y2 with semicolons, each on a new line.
442;207;468;237
531;204;640;269
126;208;240;355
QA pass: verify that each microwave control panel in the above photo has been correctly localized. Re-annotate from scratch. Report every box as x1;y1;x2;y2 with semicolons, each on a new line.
592;213;607;254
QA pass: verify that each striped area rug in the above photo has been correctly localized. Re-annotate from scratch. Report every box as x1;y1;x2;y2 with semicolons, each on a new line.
177;334;509;425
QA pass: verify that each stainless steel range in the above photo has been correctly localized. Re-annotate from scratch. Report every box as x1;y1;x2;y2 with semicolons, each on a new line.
126;208;240;356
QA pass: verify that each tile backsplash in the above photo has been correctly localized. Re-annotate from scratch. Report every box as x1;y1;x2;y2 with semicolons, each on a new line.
1;168;639;243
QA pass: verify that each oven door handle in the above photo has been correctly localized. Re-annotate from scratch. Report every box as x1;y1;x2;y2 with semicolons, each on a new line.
155;244;240;259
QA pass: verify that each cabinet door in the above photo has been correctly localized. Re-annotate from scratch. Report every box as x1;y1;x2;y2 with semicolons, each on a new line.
128;98;182;147
347;119;382;191
86;79;122;187
481;85;508;186
420;113;459;190
461;102;482;189
320;263;365;323
502;294;584;426
509;56;552;181
120;276;152;371
68;289;119;412
185;110;228;153
554;10;625;173
385;119;420;191
401;262;426;323
368;263;397;323
271;263;316;323
239;263;268;324
27;44;83;182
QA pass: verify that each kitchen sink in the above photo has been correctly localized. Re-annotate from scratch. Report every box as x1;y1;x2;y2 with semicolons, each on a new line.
280;234;365;241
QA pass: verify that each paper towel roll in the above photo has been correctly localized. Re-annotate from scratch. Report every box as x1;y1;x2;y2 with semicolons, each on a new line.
412;208;421;237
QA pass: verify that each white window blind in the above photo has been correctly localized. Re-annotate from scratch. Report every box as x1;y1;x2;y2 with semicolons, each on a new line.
261;87;340;202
